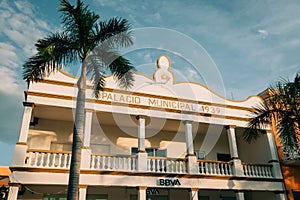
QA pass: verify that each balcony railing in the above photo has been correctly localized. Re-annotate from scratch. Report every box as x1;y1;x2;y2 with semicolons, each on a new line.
147;157;186;173
90;154;136;171
198;160;233;176
26;149;71;169
242;163;273;178
23;150;275;179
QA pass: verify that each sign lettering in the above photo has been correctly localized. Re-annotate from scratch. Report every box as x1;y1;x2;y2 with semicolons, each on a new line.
157;178;181;186
98;91;222;115
146;189;159;195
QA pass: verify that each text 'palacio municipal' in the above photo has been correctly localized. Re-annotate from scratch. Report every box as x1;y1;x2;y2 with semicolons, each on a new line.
98;91;222;114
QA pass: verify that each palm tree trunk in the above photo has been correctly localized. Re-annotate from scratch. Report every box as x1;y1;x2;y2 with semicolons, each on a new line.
67;60;87;200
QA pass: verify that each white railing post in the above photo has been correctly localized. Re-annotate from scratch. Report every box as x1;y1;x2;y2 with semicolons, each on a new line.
34;152;39;167
63;154;68;168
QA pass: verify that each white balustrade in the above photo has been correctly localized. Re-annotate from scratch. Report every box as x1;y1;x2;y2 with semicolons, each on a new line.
198;160;233;176
147;157;186;174
242;163;273;178
90;154;136;171
26;150;71;169
25;149;275;179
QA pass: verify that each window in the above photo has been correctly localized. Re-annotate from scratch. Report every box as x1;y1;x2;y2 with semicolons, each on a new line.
217;153;231;162
43;194;108;200
199;196;209;200
50;142;72;151
221;197;235;200
43;194;66;200
90;143;110;154
131;148;166;157
86;194;108;200
130;195;138;200
293;191;300;199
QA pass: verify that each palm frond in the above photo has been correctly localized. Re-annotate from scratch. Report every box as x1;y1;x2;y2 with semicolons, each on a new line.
23;54;54;83
244;102;271;143
86;53;106;98
97;17;133;49
23;32;77;83
60;0;100;58
245;73;300;151
36;32;79;65
108;55;135;89
278;114;299;150
87;47;135;96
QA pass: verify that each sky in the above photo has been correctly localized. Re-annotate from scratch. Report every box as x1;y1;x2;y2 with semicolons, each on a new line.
0;0;299;165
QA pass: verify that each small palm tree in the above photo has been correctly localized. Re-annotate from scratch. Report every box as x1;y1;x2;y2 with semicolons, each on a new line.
244;73;300;159
22;0;134;199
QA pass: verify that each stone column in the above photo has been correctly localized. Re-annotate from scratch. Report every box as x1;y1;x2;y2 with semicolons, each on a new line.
7;184;20;200
265;130;282;179
79;185;87;200
225;125;243;176
185;121;194;155
184;121;198;174
235;191;245;200
81;109;93;169
12;102;34;166
136;115;148;172
189;188;198;200
138;186;147;200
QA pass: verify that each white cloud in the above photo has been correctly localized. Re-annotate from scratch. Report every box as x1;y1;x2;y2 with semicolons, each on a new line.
14;0;34;15
0;0;14;13
95;0;119;8
0;67;24;95
258;29;269;38
0;42;18;64
153;12;161;21
186;68;200;80
0;0;51;54
0;0;55;97
143;53;153;64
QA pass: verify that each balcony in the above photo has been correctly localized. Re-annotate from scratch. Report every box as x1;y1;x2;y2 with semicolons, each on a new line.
25;149;72;168
22;150;275;179
198;160;233;176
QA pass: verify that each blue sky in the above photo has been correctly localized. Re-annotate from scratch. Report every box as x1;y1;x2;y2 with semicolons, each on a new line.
0;0;299;165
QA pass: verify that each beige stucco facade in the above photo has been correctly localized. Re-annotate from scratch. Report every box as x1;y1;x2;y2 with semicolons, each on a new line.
9;55;287;200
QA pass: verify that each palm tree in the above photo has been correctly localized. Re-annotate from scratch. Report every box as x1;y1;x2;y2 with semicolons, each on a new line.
22;0;134;199
244;73;300;159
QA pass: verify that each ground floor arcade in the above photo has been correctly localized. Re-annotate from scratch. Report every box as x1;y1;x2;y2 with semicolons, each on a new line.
8;185;286;200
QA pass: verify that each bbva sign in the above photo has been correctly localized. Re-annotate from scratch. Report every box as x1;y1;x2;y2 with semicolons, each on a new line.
157;178;181;186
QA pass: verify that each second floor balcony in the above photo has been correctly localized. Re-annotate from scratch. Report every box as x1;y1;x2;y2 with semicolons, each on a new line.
22;149;275;179
12;105;283;181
